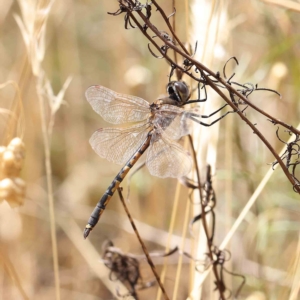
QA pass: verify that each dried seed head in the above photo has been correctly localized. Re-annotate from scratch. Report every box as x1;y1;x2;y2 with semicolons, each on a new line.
2;150;22;176
0;138;26;207
0;177;26;207
2;150;15;168
14;177;26;190
0;138;26;177
0;146;6;157
0;147;6;177
0;178;14;198
7;137;26;159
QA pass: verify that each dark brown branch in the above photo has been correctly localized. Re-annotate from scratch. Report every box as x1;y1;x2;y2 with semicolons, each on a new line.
151;0;190;55
134;7;300;136
127;6;300;192
124;6;204;83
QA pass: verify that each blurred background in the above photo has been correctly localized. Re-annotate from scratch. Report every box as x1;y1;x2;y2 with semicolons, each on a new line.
0;0;299;299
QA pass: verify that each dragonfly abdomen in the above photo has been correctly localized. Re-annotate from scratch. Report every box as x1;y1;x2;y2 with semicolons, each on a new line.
83;134;152;238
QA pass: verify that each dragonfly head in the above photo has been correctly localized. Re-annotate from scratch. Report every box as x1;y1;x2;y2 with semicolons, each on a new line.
167;81;190;106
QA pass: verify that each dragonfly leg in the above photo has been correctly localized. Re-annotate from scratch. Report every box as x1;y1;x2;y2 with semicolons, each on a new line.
190;105;237;127
185;81;208;104
200;103;228;118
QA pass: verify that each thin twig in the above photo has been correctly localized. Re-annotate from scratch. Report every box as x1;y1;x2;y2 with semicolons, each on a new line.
124;7;204;83
188;135;226;300
117;188;170;300
151;0;190;55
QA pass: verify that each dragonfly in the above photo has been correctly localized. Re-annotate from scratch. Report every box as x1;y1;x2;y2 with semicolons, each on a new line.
84;81;229;238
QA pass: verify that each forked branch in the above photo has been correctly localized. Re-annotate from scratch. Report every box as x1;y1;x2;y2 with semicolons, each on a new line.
109;0;300;193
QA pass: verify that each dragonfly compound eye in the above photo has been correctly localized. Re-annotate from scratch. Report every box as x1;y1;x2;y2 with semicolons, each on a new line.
174;81;189;102
167;84;175;97
167;81;190;104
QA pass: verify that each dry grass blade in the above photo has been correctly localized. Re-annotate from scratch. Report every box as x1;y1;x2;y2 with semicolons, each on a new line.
44;76;72;116
261;0;300;12
0;81;25;140
288;232;300;300
0;249;30;300
172;193;191;300
58;217;128;300
189;0;228;298
156;180;182;300
44;76;72;136
14;1;70;299
221;122;300;250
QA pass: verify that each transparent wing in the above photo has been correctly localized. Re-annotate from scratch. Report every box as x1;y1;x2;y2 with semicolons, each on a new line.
90;122;151;165
153;105;196;140
146;131;192;178
85;85;150;124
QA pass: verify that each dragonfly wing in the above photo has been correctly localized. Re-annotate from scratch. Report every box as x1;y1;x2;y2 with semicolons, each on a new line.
146;132;192;178
90;123;150;165
86;85;150;124
154;105;194;140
